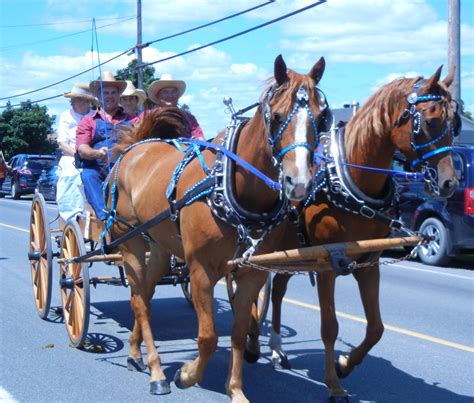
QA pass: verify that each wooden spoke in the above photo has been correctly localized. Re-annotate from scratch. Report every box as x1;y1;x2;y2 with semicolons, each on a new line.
59;220;89;348
29;194;52;320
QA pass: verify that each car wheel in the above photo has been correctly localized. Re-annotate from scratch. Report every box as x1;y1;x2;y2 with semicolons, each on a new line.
417;217;450;266
10;182;21;199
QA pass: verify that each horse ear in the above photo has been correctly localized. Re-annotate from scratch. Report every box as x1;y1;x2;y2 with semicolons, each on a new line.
426;65;443;89
309;56;325;85
274;54;288;86
442;65;456;87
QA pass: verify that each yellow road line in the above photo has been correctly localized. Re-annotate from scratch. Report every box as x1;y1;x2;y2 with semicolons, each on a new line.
283;296;474;353
3;225;473;353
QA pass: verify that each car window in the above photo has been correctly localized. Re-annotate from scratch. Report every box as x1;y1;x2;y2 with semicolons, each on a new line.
26;158;55;170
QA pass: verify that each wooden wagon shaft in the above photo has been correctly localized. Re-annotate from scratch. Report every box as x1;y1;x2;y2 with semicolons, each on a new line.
57;251;152;265
228;236;422;269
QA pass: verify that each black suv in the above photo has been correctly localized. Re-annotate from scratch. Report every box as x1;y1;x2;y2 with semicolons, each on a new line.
0;154;56;199
393;145;474;266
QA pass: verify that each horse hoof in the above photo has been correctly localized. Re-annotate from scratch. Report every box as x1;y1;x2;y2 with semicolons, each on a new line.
271;352;291;370
150;380;171;395
329;395;349;403
244;349;260;364
335;355;350;379
173;368;189;389
127;357;147;372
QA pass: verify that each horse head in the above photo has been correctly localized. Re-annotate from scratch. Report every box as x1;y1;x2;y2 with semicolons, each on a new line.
263;54;327;201
391;66;459;198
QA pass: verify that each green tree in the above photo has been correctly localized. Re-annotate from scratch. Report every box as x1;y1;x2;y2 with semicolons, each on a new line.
115;58;156;93
0;101;56;160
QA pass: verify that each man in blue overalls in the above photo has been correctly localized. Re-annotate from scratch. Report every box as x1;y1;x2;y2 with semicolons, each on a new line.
76;72;132;220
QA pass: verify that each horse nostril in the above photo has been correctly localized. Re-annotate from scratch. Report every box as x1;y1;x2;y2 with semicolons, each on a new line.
443;179;457;192
285;176;294;186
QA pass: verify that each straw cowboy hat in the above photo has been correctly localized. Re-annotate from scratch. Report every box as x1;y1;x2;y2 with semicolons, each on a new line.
121;80;147;105
63;83;97;104
89;71;127;97
147;74;186;104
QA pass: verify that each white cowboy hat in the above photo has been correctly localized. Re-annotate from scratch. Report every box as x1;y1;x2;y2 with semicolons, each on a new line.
63;83;97;104
89;71;127;97
121;80;147;105
147;74;186;104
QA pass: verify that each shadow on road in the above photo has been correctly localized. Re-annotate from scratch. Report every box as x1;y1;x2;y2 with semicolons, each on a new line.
84;295;472;402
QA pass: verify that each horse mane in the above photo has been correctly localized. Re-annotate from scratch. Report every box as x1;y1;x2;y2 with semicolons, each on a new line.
345;76;421;160
114;107;191;155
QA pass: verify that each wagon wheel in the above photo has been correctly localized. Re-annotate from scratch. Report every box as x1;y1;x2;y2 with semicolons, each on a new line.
226;273;272;326
28;193;53;319
59;220;90;348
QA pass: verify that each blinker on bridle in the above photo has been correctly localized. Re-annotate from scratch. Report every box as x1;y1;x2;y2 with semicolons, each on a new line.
397;79;454;170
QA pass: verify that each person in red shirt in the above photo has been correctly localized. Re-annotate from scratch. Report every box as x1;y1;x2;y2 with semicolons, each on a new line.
146;74;205;139
76;71;131;220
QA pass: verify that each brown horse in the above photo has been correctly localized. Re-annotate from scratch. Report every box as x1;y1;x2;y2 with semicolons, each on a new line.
259;66;459;401
109;55;328;401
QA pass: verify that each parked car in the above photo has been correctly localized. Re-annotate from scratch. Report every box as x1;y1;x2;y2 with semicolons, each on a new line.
0;154;56;199
35;161;60;201
393;145;474;266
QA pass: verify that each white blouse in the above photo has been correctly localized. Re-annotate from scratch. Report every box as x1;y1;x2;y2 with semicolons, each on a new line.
57;109;93;173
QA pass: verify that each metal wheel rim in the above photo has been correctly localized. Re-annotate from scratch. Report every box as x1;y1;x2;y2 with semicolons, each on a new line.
420;224;441;258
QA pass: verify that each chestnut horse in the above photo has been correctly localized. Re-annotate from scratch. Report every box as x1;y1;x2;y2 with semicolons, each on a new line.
110;55;328;401
259;66;459;401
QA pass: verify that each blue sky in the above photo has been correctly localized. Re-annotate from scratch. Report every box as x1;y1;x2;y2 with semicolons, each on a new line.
0;0;473;138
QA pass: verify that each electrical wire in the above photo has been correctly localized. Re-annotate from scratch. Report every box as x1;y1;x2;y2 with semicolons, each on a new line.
0;1;326;108
141;1;275;48
0;15;135;28
0;1;274;102
0;48;133;104
0;17;135;52
141;0;326;69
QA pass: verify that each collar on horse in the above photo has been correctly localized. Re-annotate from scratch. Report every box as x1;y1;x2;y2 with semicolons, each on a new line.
209;118;290;259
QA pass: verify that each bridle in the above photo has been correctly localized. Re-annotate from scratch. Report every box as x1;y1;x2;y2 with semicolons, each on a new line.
395;79;455;195
263;86;329;164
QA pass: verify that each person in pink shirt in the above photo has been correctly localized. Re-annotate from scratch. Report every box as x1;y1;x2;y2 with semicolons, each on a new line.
146;74;204;139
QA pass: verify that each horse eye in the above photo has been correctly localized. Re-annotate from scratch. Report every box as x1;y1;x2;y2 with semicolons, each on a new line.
430;105;437;113
273;113;283;124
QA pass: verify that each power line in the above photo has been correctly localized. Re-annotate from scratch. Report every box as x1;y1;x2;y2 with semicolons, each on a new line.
0;15;135;28
1;2;274;102
141;0;327;69
0;1;326;108
0;48;133;103
142;1;275;48
0;17;135;52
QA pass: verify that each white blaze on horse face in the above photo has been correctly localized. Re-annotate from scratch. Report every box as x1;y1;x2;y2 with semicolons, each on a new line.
288;108;312;199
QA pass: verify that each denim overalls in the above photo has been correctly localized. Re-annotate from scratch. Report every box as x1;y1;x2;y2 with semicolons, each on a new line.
81;115;131;220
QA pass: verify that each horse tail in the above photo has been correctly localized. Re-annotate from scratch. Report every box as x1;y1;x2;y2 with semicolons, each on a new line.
113;107;192;157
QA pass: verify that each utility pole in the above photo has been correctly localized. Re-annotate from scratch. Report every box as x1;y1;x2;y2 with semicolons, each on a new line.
448;0;460;104
136;0;144;89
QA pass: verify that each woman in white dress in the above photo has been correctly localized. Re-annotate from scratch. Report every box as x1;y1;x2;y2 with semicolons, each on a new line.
56;84;96;222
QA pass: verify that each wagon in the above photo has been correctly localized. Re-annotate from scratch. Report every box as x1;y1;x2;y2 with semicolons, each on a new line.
28;192;192;348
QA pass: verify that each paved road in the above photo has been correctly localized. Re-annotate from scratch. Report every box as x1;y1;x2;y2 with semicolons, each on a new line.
0;196;473;402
